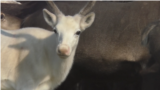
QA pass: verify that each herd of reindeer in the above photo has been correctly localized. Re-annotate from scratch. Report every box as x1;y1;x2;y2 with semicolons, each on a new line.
1;1;160;90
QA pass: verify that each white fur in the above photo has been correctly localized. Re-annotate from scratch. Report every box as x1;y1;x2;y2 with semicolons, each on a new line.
1;28;76;90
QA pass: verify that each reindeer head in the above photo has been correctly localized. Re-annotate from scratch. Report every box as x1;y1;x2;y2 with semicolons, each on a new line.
43;1;96;58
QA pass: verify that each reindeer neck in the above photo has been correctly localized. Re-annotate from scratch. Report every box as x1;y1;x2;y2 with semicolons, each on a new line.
44;34;76;85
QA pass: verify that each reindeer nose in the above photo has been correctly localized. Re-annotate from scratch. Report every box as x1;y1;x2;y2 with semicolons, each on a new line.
58;44;70;57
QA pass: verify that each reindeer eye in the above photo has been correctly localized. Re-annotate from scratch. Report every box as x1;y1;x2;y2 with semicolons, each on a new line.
75;31;81;35
0;14;5;19
53;28;57;34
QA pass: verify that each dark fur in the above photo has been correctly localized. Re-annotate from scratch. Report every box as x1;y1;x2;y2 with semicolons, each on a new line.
141;20;160;72
2;1;160;90
141;20;160;90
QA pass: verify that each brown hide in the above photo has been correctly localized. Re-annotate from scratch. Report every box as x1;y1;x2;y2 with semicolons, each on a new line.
73;1;159;75
3;1;160;90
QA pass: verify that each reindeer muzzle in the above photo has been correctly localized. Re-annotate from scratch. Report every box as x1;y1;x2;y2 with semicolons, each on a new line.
57;44;70;58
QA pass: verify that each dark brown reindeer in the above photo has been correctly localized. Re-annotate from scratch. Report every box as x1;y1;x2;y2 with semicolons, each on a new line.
17;1;160;90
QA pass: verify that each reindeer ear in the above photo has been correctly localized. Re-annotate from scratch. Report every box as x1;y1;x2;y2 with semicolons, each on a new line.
43;9;57;27
80;12;95;31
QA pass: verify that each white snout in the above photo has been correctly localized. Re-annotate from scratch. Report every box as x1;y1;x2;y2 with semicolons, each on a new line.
57;44;70;57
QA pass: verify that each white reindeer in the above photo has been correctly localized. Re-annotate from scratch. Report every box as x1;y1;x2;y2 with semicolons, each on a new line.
1;1;96;90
